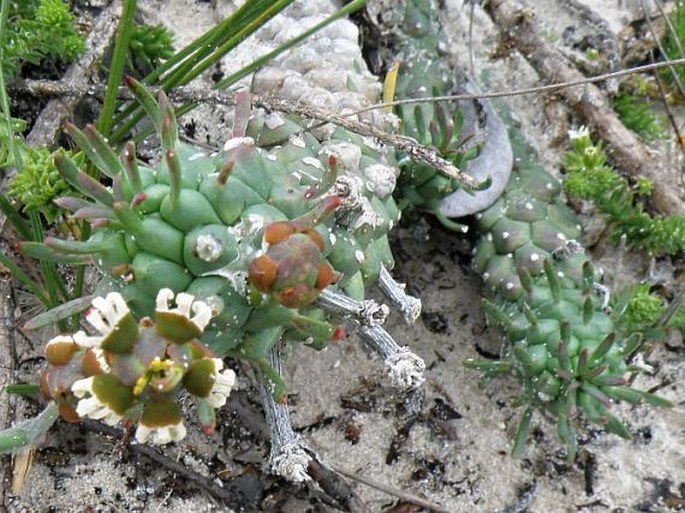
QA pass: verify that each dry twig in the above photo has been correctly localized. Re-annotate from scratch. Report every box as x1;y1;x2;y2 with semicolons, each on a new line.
332;465;453;513
11;58;685;107
0;281;15;506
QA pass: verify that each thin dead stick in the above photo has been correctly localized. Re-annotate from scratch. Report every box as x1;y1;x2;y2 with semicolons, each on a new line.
13;52;685;203
256;97;482;191
652;0;685;98
485;0;685;218
324;57;685;116
642;1;685;145
331;465;453;513
12;57;685;113
25;0;122;147
81;419;236;506
11;81;482;191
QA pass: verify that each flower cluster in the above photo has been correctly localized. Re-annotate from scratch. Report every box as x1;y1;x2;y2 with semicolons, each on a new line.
248;197;341;309
40;289;236;445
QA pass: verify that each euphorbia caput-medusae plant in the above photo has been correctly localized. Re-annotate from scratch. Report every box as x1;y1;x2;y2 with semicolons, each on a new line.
17;76;425;481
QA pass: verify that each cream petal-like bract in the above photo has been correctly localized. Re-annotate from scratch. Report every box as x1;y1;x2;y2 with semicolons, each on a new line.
155;288;212;331
135;420;187;445
205;358;236;408
71;377;122;426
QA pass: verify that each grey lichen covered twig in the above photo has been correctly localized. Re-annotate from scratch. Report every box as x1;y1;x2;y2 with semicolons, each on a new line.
258;345;312;482
317;287;426;389
378;264;422;324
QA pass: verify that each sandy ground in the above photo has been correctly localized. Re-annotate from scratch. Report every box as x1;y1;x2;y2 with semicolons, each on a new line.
1;0;683;512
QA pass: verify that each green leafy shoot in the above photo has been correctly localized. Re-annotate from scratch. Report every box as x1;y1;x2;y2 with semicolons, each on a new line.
615;283;665;337
0;116;27;167
96;0;136;136
562;128;685;256
8;147;79;223
0;1;77;314
613;283;685;344
2;0;85;80
612;92;666;140
128;23;175;72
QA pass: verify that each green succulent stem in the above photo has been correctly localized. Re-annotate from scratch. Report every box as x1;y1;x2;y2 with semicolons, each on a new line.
122;142;142;193
44;236;115;255
165;148;182;211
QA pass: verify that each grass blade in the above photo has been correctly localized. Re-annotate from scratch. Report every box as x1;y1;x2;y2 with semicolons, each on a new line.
96;0;137;136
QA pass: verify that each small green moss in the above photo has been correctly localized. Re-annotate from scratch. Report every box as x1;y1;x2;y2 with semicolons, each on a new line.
562;129;685;256
561;129;622;200
612;93;666;140
2;0;85;80
634;176;654;197
585;48;600;61
624;284;664;328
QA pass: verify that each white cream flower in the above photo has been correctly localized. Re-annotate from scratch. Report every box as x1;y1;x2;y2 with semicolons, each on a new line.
135;420;187;445
568;126;590;141
205;358;237;408
91;348;111;373
71;377;122;426
73;292;131;348
155;288;212;331
72;330;100;348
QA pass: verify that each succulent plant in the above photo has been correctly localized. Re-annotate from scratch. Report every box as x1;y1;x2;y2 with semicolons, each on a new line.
10;0;673;482
128;23;175;71
15;4;427;479
388;1;467;220
24;76;410;407
384;0;673;458
387;0;511;226
469;149;672;458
